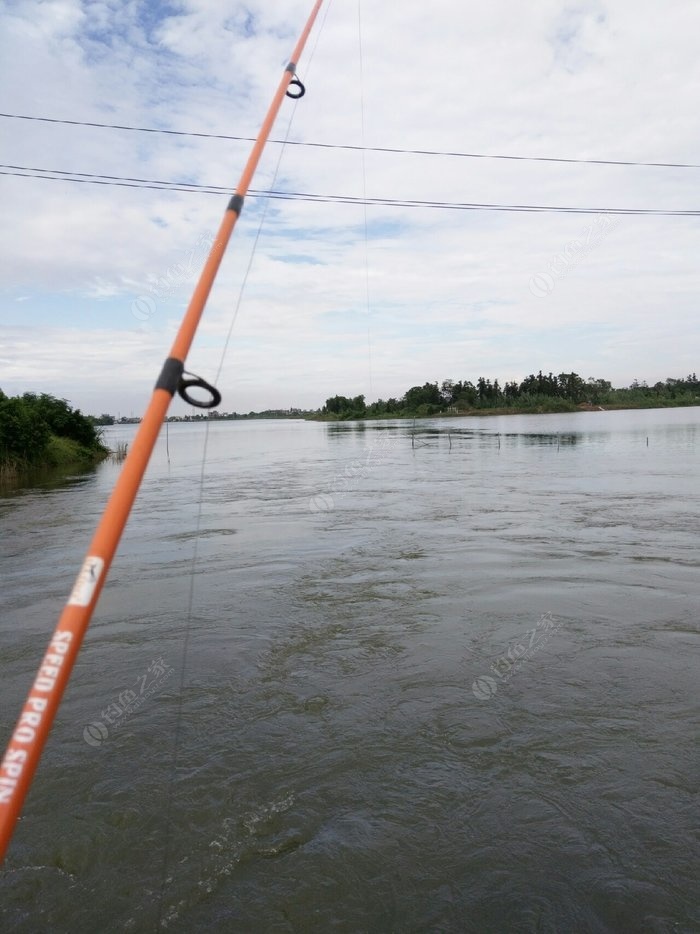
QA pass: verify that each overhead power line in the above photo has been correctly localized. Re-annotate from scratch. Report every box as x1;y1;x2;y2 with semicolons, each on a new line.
2;163;699;216
1;111;699;171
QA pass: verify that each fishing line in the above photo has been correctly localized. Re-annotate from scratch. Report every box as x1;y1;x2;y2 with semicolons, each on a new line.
357;0;374;401
155;4;334;922
153;165;286;927
211;0;335;387
0;0;326;875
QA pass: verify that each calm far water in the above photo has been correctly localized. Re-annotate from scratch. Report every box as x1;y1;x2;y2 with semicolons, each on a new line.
1;407;698;932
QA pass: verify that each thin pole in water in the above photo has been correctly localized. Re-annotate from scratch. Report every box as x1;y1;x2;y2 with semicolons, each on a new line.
0;0;325;863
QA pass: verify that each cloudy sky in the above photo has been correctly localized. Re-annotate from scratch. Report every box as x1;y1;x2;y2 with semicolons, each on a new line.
1;0;699;416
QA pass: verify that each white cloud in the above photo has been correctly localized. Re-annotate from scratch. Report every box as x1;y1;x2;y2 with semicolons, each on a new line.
1;0;699;414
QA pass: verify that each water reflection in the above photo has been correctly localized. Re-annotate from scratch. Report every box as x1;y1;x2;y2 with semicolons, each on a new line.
325;421;368;436
501;431;580;446
324;420;589;448
0;462;100;498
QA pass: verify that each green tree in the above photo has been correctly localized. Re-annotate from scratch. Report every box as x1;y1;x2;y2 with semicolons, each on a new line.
504;381;520;401
322;394;366;419
453;381;477;407
557;372;585;402
21;393;102;448
403;383;442;412
440;380;456;405
0;395;50;464
585;378;612;403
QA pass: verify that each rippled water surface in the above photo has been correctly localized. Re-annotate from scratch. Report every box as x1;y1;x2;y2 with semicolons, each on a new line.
1;408;699;932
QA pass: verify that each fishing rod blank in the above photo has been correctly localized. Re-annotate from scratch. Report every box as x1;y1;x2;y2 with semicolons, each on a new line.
0;0;325;862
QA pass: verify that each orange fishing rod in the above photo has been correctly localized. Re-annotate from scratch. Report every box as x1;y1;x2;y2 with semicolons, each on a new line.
0;0;325;863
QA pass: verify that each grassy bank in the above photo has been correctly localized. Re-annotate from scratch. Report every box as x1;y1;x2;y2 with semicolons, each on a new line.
45;434;110;468
311;397;700;422
0;391;109;486
0;434;109;485
314;373;700;421
311;399;580;421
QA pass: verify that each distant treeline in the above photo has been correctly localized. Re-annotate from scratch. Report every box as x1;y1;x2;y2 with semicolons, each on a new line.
321;372;700;419
92;409;314;424
171;409;314;421
0;391;107;472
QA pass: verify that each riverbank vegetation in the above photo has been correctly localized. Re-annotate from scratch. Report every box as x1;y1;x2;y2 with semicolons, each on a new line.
0;391;109;480
319;372;700;420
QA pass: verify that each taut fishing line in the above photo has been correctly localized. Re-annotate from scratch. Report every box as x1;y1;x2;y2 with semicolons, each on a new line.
357;0;374;401
155;2;335;923
0;0;326;882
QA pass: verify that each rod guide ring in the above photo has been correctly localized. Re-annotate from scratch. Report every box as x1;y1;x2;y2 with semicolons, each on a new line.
286;77;305;99
177;372;222;409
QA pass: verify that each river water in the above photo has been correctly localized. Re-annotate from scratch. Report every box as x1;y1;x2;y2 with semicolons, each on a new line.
1;407;698;933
